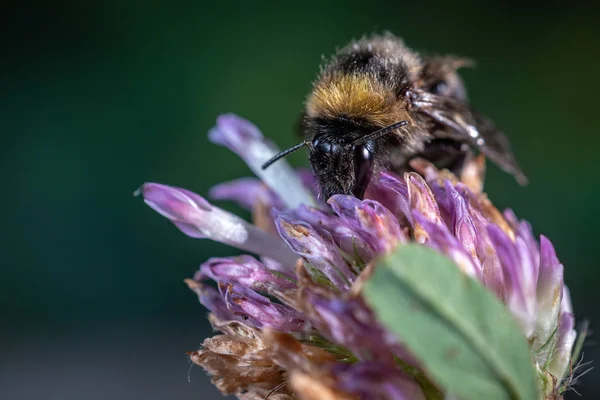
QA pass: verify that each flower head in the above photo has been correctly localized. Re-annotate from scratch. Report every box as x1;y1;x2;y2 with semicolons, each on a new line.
139;115;580;399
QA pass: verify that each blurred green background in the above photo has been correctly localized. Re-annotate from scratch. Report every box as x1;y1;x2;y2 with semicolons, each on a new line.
2;1;599;399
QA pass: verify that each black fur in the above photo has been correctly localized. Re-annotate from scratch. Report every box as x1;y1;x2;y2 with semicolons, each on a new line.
306;117;377;199
329;36;413;96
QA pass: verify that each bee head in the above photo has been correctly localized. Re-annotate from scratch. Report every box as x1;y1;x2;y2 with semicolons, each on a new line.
307;133;363;199
262;120;407;200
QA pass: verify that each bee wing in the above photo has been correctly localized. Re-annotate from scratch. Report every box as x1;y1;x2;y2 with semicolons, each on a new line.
411;90;528;185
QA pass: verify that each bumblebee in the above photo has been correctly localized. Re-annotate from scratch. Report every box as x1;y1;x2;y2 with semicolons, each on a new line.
262;33;527;199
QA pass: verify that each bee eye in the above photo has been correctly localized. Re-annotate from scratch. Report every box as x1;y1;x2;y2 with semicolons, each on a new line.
314;139;334;154
353;144;375;199
356;145;372;162
430;80;448;95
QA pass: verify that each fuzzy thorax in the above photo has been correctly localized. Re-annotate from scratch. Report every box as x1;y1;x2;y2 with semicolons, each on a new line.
306;73;413;130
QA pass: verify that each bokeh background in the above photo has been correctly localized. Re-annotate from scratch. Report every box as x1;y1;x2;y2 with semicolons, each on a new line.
2;1;599;399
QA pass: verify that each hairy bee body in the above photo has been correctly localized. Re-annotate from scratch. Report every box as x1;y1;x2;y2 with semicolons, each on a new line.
263;33;527;199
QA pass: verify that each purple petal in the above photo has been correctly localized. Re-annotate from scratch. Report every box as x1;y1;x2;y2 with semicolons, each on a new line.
332;362;425;400
365;171;412;224
516;220;540;273
354;199;406;253
186;281;240;322
219;282;305;331
514;236;538;334
480;256;506;302
406;174;441;222
423;179;453;227
197;255;297;293
455;185;507;297
406;173;443;242
547;312;577;379
303;288;396;363
275;213;354;290
561;285;573;315
379;171;409;198
413;211;480;278
208;114;262;148
445;182;479;266
209;177;282;210
488;225;535;335
140;182;211;224
208;114;314;208
139;183;298;268
534;236;564;347
329;195;406;254
290;204;375;265
327;195;363;222
503;208;520;231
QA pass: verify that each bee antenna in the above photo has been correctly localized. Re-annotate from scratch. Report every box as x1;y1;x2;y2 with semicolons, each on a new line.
352;120;408;146
261;140;311;170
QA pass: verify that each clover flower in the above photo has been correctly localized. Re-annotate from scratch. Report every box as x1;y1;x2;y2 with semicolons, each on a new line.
138;114;582;399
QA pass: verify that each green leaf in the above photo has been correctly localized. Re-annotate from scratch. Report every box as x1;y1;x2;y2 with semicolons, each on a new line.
363;244;539;400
